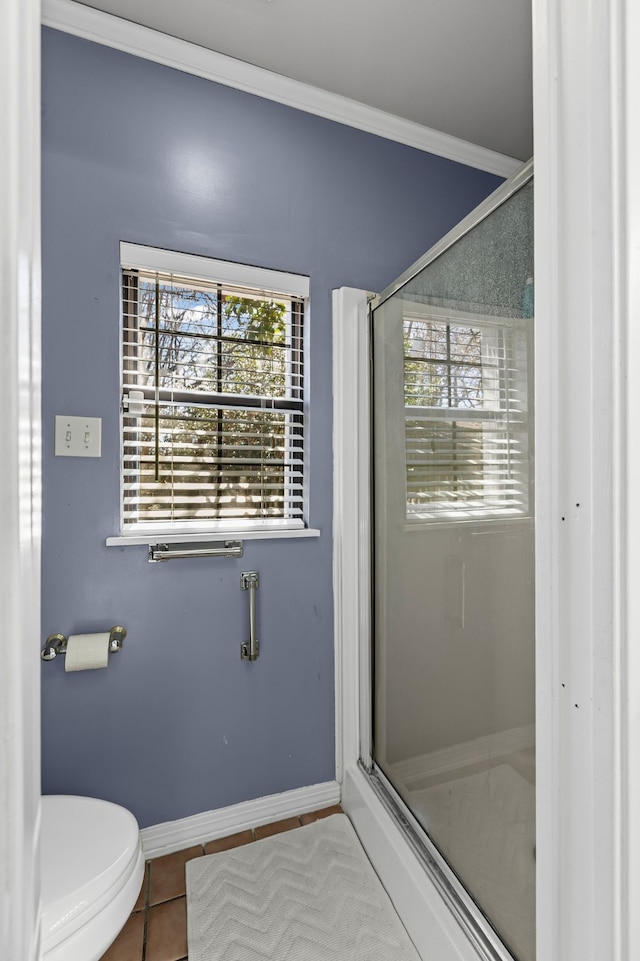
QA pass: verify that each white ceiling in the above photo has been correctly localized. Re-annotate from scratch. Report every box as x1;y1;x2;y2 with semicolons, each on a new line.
75;0;533;162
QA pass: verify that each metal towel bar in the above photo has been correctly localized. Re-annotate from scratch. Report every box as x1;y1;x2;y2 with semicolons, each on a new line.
240;571;259;661
148;540;243;562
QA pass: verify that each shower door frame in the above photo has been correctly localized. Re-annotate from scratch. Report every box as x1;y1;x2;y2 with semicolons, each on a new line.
334;159;535;961
334;5;640;945
334;283;505;961
370;160;535;961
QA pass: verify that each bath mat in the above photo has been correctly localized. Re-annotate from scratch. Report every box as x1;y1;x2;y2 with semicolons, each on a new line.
409;763;535;961
186;814;420;961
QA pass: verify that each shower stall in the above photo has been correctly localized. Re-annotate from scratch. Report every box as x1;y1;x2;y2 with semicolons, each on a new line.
338;161;535;961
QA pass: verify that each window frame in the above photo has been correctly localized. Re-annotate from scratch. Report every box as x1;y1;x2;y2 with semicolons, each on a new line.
116;243;312;540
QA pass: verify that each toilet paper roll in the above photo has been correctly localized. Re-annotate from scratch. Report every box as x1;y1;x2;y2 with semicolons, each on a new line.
64;632;111;672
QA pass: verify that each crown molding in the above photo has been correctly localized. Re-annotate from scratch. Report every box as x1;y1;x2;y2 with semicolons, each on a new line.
41;0;520;178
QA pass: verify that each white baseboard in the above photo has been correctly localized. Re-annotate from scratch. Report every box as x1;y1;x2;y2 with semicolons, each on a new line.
389;723;535;786
140;780;340;859
342;765;478;961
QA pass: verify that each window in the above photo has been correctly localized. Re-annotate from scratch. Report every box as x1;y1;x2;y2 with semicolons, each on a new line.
119;244;308;534
403;308;531;521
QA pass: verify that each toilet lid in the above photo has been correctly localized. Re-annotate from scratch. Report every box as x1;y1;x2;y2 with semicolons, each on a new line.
41;795;141;950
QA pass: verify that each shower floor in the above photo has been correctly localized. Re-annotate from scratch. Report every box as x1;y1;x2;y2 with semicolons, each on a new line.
396;744;536;961
99;805;342;961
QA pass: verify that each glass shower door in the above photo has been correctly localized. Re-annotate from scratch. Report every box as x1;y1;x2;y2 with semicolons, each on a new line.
372;172;535;961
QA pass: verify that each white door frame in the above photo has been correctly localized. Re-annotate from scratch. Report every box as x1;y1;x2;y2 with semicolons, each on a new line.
621;5;640;955
533;0;638;959
0;0;42;959
335;5;640;961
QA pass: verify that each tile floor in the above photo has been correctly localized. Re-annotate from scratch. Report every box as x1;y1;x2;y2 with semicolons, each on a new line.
100;805;343;961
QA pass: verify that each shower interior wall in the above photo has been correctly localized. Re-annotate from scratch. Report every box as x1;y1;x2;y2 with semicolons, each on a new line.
40;25;501;829
379;522;535;765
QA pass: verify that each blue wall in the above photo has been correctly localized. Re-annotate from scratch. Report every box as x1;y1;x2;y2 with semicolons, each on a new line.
40;26;501;828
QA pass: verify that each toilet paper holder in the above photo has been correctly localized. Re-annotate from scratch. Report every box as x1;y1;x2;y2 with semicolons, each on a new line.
41;626;127;661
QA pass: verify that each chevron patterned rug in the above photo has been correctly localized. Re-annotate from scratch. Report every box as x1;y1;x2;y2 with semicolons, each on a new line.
185;814;421;960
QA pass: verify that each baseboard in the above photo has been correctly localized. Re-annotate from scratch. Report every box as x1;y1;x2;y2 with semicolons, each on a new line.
388;723;535;786
342;765;478;961
139;780;341;859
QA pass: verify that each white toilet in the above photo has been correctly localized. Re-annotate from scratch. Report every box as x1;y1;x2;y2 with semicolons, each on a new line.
41;795;145;961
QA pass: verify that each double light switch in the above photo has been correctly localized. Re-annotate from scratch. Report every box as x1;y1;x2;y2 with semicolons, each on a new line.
55;415;102;457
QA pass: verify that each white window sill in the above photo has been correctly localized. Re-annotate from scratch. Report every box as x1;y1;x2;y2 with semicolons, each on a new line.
403;514;533;533
106;528;321;547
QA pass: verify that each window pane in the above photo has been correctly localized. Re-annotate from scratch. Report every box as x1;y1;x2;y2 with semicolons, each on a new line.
221;294;288;344
124;275;295;400
220;342;287;398
123;403;303;524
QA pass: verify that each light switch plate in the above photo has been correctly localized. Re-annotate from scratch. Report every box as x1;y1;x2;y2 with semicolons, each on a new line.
55;415;102;457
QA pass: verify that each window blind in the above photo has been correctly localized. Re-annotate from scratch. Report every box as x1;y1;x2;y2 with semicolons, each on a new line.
403;315;531;520
121;265;305;531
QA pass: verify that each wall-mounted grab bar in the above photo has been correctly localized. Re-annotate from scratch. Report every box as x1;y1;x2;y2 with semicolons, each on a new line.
240;571;259;661
148;540;243;562
41;626;127;661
